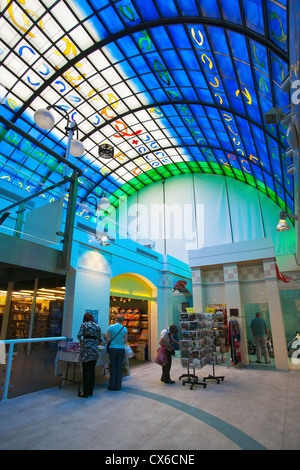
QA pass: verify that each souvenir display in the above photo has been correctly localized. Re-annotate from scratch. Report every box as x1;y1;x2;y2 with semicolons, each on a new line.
228;319;242;366
179;310;227;388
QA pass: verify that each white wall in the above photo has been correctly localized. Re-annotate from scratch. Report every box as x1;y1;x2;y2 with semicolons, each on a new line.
111;174;296;264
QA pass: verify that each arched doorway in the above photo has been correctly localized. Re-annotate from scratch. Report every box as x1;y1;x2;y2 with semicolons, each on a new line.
109;273;157;363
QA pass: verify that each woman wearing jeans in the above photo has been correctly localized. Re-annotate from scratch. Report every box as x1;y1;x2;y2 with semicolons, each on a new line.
106;314;128;390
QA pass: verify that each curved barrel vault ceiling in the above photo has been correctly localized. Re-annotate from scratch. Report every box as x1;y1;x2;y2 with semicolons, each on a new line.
0;0;292;222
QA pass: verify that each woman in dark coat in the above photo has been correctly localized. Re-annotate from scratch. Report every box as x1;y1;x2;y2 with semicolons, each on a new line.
77;313;102;398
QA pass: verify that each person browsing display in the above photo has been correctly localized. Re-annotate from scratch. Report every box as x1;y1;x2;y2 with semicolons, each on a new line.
106;314;128;391
159;325;180;384
77;313;102;398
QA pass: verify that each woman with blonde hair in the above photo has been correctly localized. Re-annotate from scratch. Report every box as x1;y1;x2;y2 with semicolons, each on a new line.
106;314;128;390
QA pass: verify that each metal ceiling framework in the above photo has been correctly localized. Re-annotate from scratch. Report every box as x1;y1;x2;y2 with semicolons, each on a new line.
0;0;291;223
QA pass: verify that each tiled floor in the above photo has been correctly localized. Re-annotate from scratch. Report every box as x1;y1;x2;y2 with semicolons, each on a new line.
1;356;300;451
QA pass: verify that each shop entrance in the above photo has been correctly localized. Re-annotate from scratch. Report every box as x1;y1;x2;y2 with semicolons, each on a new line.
243;303;274;366
109;297;149;366
0;269;66;398
110;273;157;365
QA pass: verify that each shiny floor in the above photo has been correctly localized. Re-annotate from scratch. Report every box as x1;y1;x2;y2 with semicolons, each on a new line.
1;355;300;451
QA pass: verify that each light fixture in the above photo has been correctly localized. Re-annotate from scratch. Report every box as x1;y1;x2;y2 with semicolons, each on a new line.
276;211;298;231
281;72;292;93
285;147;295;158
34;108;55;130
264;105;286;124
99;143;114;159
264;104;293;125
95;224;110;246
287;164;297;175
100;236;110;247
69;139;85;158
98;196;110;211
286;123;299;150
34;106;85;157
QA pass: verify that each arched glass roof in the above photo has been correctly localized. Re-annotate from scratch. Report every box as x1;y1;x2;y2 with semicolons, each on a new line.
0;0;292;221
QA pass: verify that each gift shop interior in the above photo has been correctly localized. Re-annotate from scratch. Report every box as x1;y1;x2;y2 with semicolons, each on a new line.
1;0;300;452
109;296;149;365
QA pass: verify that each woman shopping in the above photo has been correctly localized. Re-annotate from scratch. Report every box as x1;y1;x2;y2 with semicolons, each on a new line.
77;312;102;398
106;314;128;391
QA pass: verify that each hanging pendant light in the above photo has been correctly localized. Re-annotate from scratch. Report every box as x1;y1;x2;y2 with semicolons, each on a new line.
98;196;110;211
34;108;55;130
70;139;85;157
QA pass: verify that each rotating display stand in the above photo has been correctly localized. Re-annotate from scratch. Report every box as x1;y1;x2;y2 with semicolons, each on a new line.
203;363;224;384
179;365;207;389
179;308;227;390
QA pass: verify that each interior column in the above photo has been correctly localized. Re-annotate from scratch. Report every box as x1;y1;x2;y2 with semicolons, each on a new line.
223;263;248;365
191;268;206;312
263;259;289;371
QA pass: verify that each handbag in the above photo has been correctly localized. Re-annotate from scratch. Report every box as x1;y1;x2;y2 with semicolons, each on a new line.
155;345;168;366
125;343;134;358
105;325;125;353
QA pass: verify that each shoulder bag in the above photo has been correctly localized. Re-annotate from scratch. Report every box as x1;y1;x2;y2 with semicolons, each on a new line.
105;325;125;353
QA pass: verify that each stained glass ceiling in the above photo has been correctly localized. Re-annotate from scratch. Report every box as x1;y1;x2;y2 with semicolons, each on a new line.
0;0;292;221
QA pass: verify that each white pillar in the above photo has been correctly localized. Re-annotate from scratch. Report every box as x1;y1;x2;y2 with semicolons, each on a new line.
156;273;173;342
224;263;248;365
63;244;112;340
191;268;206;311
263;259;289;371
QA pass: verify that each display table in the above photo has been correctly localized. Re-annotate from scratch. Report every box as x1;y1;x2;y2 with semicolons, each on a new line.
55;347;109;392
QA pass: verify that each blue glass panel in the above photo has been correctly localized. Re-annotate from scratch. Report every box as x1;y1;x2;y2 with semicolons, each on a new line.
249;40;269;75
188;71;208;89
266;0;288;51
286;195;294;212
160;50;183;70
228;32;249;63
102;42;125;62
118;60;136;78
160;105;177;116
234;61;255;89
220;0;242;24
127;76;146;92
129;56;151;74
246;106;262;125
252;164;264;181
168;25;191;49
133;0;160;20
206;26;229;55
242;0;265;35
177;0;199;16
88;0;110;9
215;55;236;79
115;0;142;27
195;50;217;72
275;183;285;203
255;71;272;100
227;95;245;115
98;6;125;33
156;0;179;17
116;37;140;58
182;136;197;145
171;70;191;87
140;73;161;89
199;0;220;18
181;87;198;101
150;26;174;49
282;167;293;192
178;49;200;69
273;84;289;109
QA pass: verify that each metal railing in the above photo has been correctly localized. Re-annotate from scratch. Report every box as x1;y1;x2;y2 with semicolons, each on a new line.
0;337;66;402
